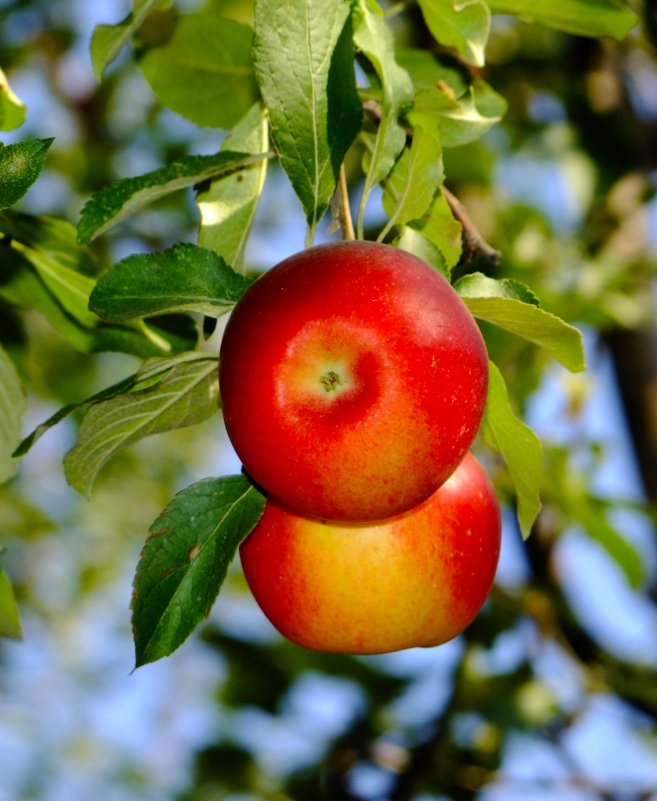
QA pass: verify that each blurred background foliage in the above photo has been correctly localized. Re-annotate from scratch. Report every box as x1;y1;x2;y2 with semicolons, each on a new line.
2;0;657;800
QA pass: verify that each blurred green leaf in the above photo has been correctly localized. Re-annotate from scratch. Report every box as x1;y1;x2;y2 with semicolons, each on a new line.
254;0;362;230
353;0;414;234
197;103;269;272
0;344;24;483
132;474;266;666
77;150;268;244
544;447;644;588
90;243;253;322
90;0;170;81
409;80;507;148
0;551;21;640
0;247;193;357
417;0;490;67
0;212;98;275
482;361;543;538
0;68;26;132
396;46;469;96
12;240;97;327
140;13;258;129
64;353;219;495
457;274;585;372
0;139;53;209
487;0;637;40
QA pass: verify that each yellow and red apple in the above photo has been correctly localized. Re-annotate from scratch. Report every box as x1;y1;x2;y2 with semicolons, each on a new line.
239;453;501;654
220;241;488;523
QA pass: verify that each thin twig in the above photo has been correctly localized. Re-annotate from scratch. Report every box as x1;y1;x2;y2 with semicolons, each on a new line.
443;185;502;267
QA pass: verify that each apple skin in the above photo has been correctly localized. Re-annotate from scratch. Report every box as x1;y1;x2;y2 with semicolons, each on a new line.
220;241;488;523
239;453;501;655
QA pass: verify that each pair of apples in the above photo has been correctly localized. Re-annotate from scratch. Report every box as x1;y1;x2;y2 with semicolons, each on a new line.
220;241;501;654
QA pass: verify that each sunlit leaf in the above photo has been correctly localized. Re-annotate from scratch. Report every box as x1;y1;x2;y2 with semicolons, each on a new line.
0;68;26;132
254;0;362;230
197;103;269;272
482;361;543;538
90;243;253;322
416;0;490;67
456;274;585;372
78;150;268;244
487;0;637;40
0;139;53;209
64;353;219;495
132;474;266;666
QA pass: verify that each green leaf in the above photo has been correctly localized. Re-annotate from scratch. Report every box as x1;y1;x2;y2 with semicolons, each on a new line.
78;150;268;244
0;551;22;640
416;0;490;67
0;211;101;331
140;13;258;129
0;68;26;132
0;243;191;357
90;0;169;81
353;0;414;234
576;498;644;589
456;271;540;305
0;247;97;352
254;0;362;231
90;243;253;322
0;139;53;209
394;227;449;276
0;212;98;276
396;46;469;96
0;345;25;483
15;351;206;458
11;240;97;327
487;0;637;40
410;189;463;272
15;373;142;459
132;474;266;666
456;273;586;372
482;361;543;538
197;103;269;272
544;447;644;588
64;352;219;495
409;80;507;149
380;125;444;240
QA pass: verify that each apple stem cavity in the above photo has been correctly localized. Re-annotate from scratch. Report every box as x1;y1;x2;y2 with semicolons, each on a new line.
320;371;342;392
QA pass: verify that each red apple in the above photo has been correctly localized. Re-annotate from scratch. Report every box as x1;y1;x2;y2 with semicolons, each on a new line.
240;453;501;654
220;241;488;522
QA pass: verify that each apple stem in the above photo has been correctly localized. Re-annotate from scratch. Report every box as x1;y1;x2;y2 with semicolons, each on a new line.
338;164;356;241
